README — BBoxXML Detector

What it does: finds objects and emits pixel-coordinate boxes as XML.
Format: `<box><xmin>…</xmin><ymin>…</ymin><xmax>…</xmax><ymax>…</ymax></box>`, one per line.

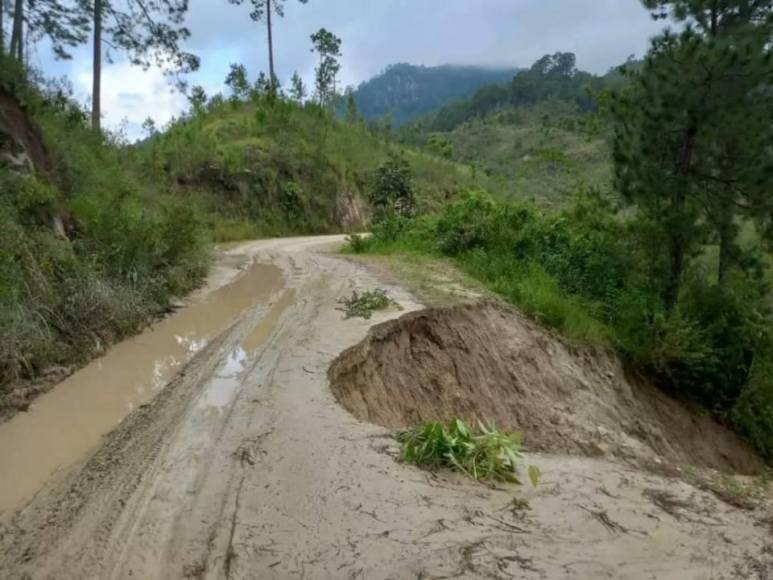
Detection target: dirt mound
<box><xmin>329</xmin><ymin>302</ymin><xmax>764</xmax><ymax>475</ymax></box>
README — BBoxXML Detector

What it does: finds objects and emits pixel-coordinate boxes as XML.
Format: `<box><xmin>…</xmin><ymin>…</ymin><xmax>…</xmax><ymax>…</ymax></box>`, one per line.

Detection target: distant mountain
<box><xmin>351</xmin><ymin>63</ymin><xmax>520</xmax><ymax>126</ymax></box>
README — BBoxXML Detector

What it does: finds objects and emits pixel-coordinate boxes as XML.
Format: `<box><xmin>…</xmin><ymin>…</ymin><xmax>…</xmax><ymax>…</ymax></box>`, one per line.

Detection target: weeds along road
<box><xmin>0</xmin><ymin>236</ymin><xmax>769</xmax><ymax>579</ymax></box>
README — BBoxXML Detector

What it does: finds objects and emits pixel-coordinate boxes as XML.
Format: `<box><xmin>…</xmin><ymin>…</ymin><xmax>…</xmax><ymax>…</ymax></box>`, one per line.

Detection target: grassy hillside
<box><xmin>0</xmin><ymin>60</ymin><xmax>208</xmax><ymax>413</ymax></box>
<box><xmin>132</xmin><ymin>93</ymin><xmax>485</xmax><ymax>241</ymax></box>
<box><xmin>350</xmin><ymin>63</ymin><xmax>520</xmax><ymax>126</ymax></box>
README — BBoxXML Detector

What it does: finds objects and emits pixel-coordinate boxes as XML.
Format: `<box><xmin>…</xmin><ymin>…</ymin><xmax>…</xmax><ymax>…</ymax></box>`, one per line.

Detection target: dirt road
<box><xmin>0</xmin><ymin>236</ymin><xmax>770</xmax><ymax>579</ymax></box>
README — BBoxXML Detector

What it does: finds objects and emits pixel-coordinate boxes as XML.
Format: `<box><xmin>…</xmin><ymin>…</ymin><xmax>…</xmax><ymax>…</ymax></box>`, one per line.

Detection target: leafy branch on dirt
<box><xmin>398</xmin><ymin>419</ymin><xmax>526</xmax><ymax>483</ymax></box>
<box><xmin>337</xmin><ymin>289</ymin><xmax>397</xmax><ymax>319</ymax></box>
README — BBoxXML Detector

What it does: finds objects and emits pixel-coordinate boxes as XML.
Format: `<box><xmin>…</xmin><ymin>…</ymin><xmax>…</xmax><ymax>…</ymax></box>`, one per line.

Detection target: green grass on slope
<box><xmin>132</xmin><ymin>97</ymin><xmax>481</xmax><ymax>241</ymax></box>
<box><xmin>0</xmin><ymin>61</ymin><xmax>209</xmax><ymax>404</ymax></box>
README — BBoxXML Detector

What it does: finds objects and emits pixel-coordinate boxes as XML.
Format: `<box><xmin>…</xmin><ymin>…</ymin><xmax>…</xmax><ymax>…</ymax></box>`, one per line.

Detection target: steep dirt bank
<box><xmin>0</xmin><ymin>237</ymin><xmax>770</xmax><ymax>579</ymax></box>
<box><xmin>329</xmin><ymin>302</ymin><xmax>764</xmax><ymax>475</ymax></box>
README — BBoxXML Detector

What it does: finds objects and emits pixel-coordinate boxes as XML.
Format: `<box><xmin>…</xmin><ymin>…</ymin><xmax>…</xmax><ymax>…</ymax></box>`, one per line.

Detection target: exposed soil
<box><xmin>0</xmin><ymin>237</ymin><xmax>770</xmax><ymax>579</ymax></box>
<box><xmin>0</xmin><ymin>89</ymin><xmax>51</xmax><ymax>173</ymax></box>
<box><xmin>329</xmin><ymin>302</ymin><xmax>764</xmax><ymax>475</ymax></box>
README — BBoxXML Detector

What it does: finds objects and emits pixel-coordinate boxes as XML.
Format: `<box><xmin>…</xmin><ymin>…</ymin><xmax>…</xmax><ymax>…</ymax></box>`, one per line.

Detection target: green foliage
<box><xmin>311</xmin><ymin>28</ymin><xmax>342</xmax><ymax>106</ymax></box>
<box><xmin>402</xmin><ymin>100</ymin><xmax>613</xmax><ymax>208</ymax></box>
<box><xmin>418</xmin><ymin>52</ymin><xmax>607</xmax><ymax>133</ymax></box>
<box><xmin>132</xmin><ymin>88</ymin><xmax>476</xmax><ymax>241</ymax></box>
<box><xmin>435</xmin><ymin>189</ymin><xmax>497</xmax><ymax>255</ymax></box>
<box><xmin>426</xmin><ymin>134</ymin><xmax>453</xmax><ymax>159</ymax></box>
<box><xmin>733</xmin><ymin>357</ymin><xmax>773</xmax><ymax>461</ymax></box>
<box><xmin>337</xmin><ymin>289</ymin><xmax>396</xmax><ymax>319</ymax></box>
<box><xmin>398</xmin><ymin>419</ymin><xmax>523</xmax><ymax>483</ymax></box>
<box><xmin>0</xmin><ymin>71</ymin><xmax>209</xmax><ymax>395</ymax></box>
<box><xmin>225</xmin><ymin>63</ymin><xmax>251</xmax><ymax>100</ymax></box>
<box><xmin>368</xmin><ymin>151</ymin><xmax>415</xmax><ymax>222</ymax></box>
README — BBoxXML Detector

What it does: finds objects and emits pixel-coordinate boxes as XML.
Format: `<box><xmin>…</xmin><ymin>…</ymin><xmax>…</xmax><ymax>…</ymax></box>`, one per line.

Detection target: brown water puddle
<box><xmin>0</xmin><ymin>261</ymin><xmax>284</xmax><ymax>515</ymax></box>
<box><xmin>197</xmin><ymin>289</ymin><xmax>296</xmax><ymax>411</ymax></box>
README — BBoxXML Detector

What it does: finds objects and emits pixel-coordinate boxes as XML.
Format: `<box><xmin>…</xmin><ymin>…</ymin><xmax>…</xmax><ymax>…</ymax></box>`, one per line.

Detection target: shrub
<box><xmin>436</xmin><ymin>190</ymin><xmax>497</xmax><ymax>255</ymax></box>
<box><xmin>734</xmin><ymin>357</ymin><xmax>773</xmax><ymax>461</ymax></box>
<box><xmin>337</xmin><ymin>289</ymin><xmax>397</xmax><ymax>319</ymax></box>
<box><xmin>398</xmin><ymin>419</ymin><xmax>523</xmax><ymax>483</ymax></box>
<box><xmin>368</xmin><ymin>151</ymin><xmax>415</xmax><ymax>222</ymax></box>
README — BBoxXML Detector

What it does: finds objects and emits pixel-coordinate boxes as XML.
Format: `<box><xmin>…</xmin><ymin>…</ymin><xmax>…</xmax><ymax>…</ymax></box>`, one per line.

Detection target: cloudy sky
<box><xmin>31</xmin><ymin>0</ymin><xmax>666</xmax><ymax>138</ymax></box>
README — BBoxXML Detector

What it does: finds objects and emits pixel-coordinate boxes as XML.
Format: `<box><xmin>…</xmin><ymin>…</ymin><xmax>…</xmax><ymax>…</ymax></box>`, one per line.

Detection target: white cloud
<box><xmin>73</xmin><ymin>61</ymin><xmax>189</xmax><ymax>138</ymax></box>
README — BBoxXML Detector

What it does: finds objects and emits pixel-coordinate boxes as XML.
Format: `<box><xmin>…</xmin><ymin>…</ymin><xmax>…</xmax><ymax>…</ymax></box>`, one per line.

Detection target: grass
<box><xmin>337</xmin><ymin>289</ymin><xmax>397</xmax><ymax>319</ymax></box>
<box><xmin>398</xmin><ymin>419</ymin><xmax>523</xmax><ymax>483</ymax></box>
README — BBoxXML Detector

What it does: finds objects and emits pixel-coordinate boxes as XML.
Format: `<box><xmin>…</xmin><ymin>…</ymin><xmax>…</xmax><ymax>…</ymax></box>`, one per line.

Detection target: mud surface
<box><xmin>0</xmin><ymin>260</ymin><xmax>283</xmax><ymax>514</ymax></box>
<box><xmin>329</xmin><ymin>303</ymin><xmax>764</xmax><ymax>475</ymax></box>
<box><xmin>0</xmin><ymin>236</ymin><xmax>770</xmax><ymax>580</ymax></box>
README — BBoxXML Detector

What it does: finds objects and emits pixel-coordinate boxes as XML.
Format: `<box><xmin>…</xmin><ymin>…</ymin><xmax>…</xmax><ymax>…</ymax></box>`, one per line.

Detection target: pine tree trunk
<box><xmin>717</xmin><ymin>198</ymin><xmax>735</xmax><ymax>287</ymax></box>
<box><xmin>667</xmin><ymin>197</ymin><xmax>685</xmax><ymax>310</ymax></box>
<box><xmin>92</xmin><ymin>0</ymin><xmax>102</xmax><ymax>132</ymax></box>
<box><xmin>666</xmin><ymin>124</ymin><xmax>697</xmax><ymax>310</ymax></box>
<box><xmin>0</xmin><ymin>0</ymin><xmax>5</xmax><ymax>57</ymax></box>
<box><xmin>10</xmin><ymin>0</ymin><xmax>23</xmax><ymax>63</ymax></box>
<box><xmin>267</xmin><ymin>0</ymin><xmax>275</xmax><ymax>87</ymax></box>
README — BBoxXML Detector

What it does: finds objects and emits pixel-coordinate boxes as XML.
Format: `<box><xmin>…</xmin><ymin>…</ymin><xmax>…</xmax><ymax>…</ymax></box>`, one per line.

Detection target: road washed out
<box><xmin>0</xmin><ymin>260</ymin><xmax>284</xmax><ymax>515</ymax></box>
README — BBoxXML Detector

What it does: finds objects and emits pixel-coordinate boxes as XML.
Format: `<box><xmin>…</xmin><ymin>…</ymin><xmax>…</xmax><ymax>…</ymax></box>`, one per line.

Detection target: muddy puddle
<box><xmin>198</xmin><ymin>289</ymin><xmax>295</xmax><ymax>411</ymax></box>
<box><xmin>0</xmin><ymin>261</ymin><xmax>284</xmax><ymax>515</ymax></box>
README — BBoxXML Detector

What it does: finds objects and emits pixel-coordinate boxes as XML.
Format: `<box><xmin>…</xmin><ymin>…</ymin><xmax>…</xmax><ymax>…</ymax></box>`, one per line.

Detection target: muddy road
<box><xmin>0</xmin><ymin>236</ymin><xmax>771</xmax><ymax>579</ymax></box>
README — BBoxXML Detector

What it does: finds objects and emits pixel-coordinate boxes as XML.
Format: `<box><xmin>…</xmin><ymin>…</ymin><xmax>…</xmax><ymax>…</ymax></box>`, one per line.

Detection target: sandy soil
<box><xmin>1</xmin><ymin>236</ymin><xmax>771</xmax><ymax>580</ymax></box>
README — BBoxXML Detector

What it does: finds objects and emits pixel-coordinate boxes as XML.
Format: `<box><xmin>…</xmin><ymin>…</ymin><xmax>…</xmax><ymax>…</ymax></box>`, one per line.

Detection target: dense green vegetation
<box><xmin>350</xmin><ymin>2</ymin><xmax>773</xmax><ymax>461</ymax></box>
<box><xmin>0</xmin><ymin>59</ymin><xmax>208</xmax><ymax>404</ymax></box>
<box><xmin>395</xmin><ymin>53</ymin><xmax>623</xmax><ymax>206</ymax></box>
<box><xmin>131</xmin><ymin>87</ymin><xmax>481</xmax><ymax>242</ymax></box>
<box><xmin>349</xmin><ymin>63</ymin><xmax>519</xmax><ymax>126</ymax></box>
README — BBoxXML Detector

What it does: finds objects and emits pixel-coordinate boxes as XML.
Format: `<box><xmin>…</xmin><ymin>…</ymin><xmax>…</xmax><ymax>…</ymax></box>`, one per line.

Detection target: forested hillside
<box><xmin>396</xmin><ymin>53</ymin><xmax>623</xmax><ymax>205</ymax></box>
<box><xmin>349</xmin><ymin>63</ymin><xmax>519</xmax><ymax>126</ymax></box>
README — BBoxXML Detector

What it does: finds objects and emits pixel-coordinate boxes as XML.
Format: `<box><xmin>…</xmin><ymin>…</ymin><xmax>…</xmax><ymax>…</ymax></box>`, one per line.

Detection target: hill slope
<box><xmin>399</xmin><ymin>53</ymin><xmax>618</xmax><ymax>205</ymax></box>
<box><xmin>134</xmin><ymin>95</ymin><xmax>486</xmax><ymax>241</ymax></box>
<box><xmin>351</xmin><ymin>63</ymin><xmax>520</xmax><ymax>126</ymax></box>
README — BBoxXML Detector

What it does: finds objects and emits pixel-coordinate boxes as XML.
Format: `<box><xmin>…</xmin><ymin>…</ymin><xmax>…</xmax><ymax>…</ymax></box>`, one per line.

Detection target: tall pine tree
<box><xmin>227</xmin><ymin>0</ymin><xmax>308</xmax><ymax>87</ymax></box>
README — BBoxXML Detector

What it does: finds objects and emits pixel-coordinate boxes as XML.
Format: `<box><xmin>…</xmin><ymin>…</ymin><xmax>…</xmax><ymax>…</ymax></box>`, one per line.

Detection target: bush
<box><xmin>368</xmin><ymin>151</ymin><xmax>415</xmax><ymax>222</ymax></box>
<box><xmin>398</xmin><ymin>419</ymin><xmax>523</xmax><ymax>483</ymax></box>
<box><xmin>436</xmin><ymin>190</ymin><xmax>498</xmax><ymax>255</ymax></box>
<box><xmin>734</xmin><ymin>358</ymin><xmax>773</xmax><ymax>461</ymax></box>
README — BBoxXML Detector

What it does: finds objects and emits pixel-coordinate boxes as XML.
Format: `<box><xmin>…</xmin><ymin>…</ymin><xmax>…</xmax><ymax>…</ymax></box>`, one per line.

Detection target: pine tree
<box><xmin>84</xmin><ymin>0</ymin><xmax>199</xmax><ymax>131</ymax></box>
<box><xmin>289</xmin><ymin>71</ymin><xmax>306</xmax><ymax>103</ymax></box>
<box><xmin>611</xmin><ymin>1</ymin><xmax>773</xmax><ymax>305</ymax></box>
<box><xmin>227</xmin><ymin>0</ymin><xmax>308</xmax><ymax>87</ymax></box>
<box><xmin>7</xmin><ymin>0</ymin><xmax>87</xmax><ymax>64</ymax></box>
<box><xmin>310</xmin><ymin>28</ymin><xmax>341</xmax><ymax>107</ymax></box>
<box><xmin>225</xmin><ymin>63</ymin><xmax>251</xmax><ymax>100</ymax></box>
<box><xmin>345</xmin><ymin>87</ymin><xmax>358</xmax><ymax>123</ymax></box>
